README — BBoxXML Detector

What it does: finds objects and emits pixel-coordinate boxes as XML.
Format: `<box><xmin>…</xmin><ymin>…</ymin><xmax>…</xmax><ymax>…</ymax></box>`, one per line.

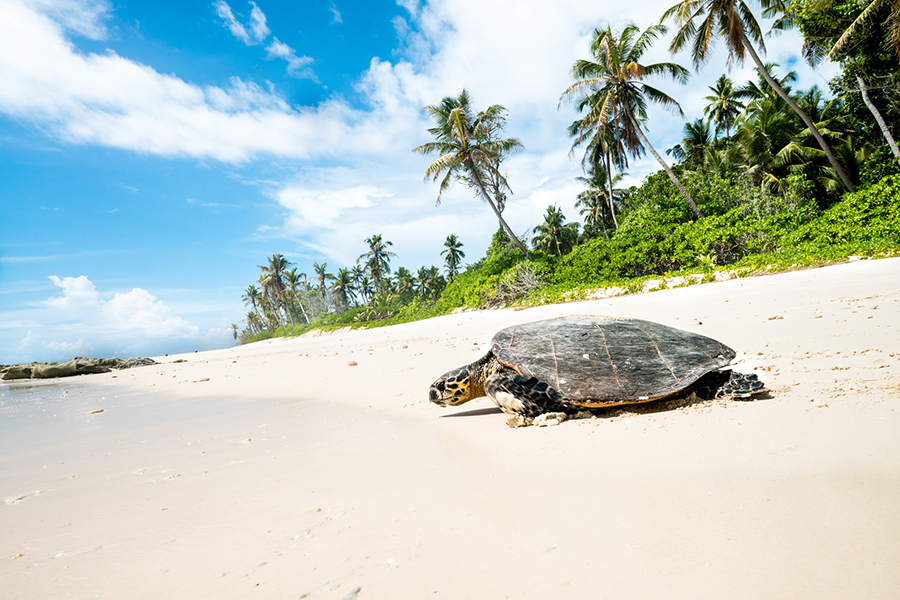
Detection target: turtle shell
<box><xmin>490</xmin><ymin>315</ymin><xmax>736</xmax><ymax>407</ymax></box>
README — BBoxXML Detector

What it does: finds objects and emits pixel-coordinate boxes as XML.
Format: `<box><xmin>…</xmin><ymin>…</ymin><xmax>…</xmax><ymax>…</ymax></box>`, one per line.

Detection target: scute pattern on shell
<box><xmin>490</xmin><ymin>315</ymin><xmax>736</xmax><ymax>407</ymax></box>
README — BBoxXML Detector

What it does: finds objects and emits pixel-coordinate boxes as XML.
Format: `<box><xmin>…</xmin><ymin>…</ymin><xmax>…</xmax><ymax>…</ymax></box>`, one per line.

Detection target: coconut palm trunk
<box><xmin>855</xmin><ymin>73</ymin><xmax>900</xmax><ymax>161</ymax></box>
<box><xmin>741</xmin><ymin>35</ymin><xmax>856</xmax><ymax>192</ymax></box>
<box><xmin>465</xmin><ymin>156</ymin><xmax>532</xmax><ymax>258</ymax></box>
<box><xmin>605</xmin><ymin>149</ymin><xmax>619</xmax><ymax>228</ymax></box>
<box><xmin>625</xmin><ymin>107</ymin><xmax>703</xmax><ymax>219</ymax></box>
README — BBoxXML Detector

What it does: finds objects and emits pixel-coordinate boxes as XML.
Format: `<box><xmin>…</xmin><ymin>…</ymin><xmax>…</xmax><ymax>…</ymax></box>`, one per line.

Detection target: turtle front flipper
<box><xmin>484</xmin><ymin>373</ymin><xmax>575</xmax><ymax>420</ymax></box>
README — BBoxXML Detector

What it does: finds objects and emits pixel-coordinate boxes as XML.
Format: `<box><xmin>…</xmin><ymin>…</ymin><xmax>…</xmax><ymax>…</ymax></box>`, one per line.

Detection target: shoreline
<box><xmin>2</xmin><ymin>256</ymin><xmax>899</xmax><ymax>599</ymax></box>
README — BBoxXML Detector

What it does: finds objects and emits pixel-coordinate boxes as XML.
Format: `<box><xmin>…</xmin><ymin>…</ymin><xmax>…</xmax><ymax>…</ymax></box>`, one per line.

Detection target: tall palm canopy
<box><xmin>662</xmin><ymin>0</ymin><xmax>857</xmax><ymax>192</ymax></box>
<box><xmin>703</xmin><ymin>75</ymin><xmax>745</xmax><ymax>137</ymax></box>
<box><xmin>358</xmin><ymin>234</ymin><xmax>396</xmax><ymax>289</ymax></box>
<box><xmin>441</xmin><ymin>234</ymin><xmax>466</xmax><ymax>278</ymax></box>
<box><xmin>560</xmin><ymin>23</ymin><xmax>704</xmax><ymax>219</ymax></box>
<box><xmin>413</xmin><ymin>89</ymin><xmax>531</xmax><ymax>258</ymax></box>
<box><xmin>532</xmin><ymin>205</ymin><xmax>580</xmax><ymax>257</ymax></box>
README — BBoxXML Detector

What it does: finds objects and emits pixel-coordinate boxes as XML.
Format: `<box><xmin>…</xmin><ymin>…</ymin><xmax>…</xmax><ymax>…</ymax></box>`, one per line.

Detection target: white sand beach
<box><xmin>2</xmin><ymin>257</ymin><xmax>899</xmax><ymax>599</ymax></box>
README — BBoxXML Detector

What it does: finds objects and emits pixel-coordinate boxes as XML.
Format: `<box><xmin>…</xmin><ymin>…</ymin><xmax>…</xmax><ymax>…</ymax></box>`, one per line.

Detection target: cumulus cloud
<box><xmin>1</xmin><ymin>275</ymin><xmax>231</xmax><ymax>363</ymax></box>
<box><xmin>45</xmin><ymin>275</ymin><xmax>198</xmax><ymax>337</ymax></box>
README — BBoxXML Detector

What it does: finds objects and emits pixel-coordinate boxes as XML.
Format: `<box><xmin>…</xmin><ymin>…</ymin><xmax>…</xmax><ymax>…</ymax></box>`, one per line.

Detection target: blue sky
<box><xmin>0</xmin><ymin>0</ymin><xmax>838</xmax><ymax>363</ymax></box>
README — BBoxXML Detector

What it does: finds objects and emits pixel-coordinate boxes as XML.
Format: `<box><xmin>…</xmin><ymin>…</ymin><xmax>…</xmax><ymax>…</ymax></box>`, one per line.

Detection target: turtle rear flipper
<box><xmin>484</xmin><ymin>373</ymin><xmax>575</xmax><ymax>418</ymax></box>
<box><xmin>716</xmin><ymin>371</ymin><xmax>765</xmax><ymax>399</ymax></box>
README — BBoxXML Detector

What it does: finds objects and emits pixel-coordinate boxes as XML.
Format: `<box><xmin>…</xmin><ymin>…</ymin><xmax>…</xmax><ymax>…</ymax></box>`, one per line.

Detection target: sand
<box><xmin>2</xmin><ymin>257</ymin><xmax>899</xmax><ymax>599</ymax></box>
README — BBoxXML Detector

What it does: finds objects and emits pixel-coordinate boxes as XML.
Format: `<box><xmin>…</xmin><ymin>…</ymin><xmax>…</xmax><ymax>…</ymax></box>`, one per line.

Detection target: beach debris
<box><xmin>430</xmin><ymin>315</ymin><xmax>766</xmax><ymax>428</ymax></box>
<box><xmin>341</xmin><ymin>587</ymin><xmax>362</xmax><ymax>600</ymax></box>
<box><xmin>0</xmin><ymin>357</ymin><xmax>157</xmax><ymax>381</ymax></box>
<box><xmin>347</xmin><ymin>360</ymin><xmax>358</xmax><ymax>367</ymax></box>
<box><xmin>4</xmin><ymin>490</ymin><xmax>45</xmax><ymax>505</ymax></box>
<box><xmin>86</xmin><ymin>409</ymin><xmax>104</xmax><ymax>415</ymax></box>
<box><xmin>193</xmin><ymin>378</ymin><xmax>210</xmax><ymax>383</ymax></box>
<box><xmin>767</xmin><ymin>315</ymin><xmax>784</xmax><ymax>320</ymax></box>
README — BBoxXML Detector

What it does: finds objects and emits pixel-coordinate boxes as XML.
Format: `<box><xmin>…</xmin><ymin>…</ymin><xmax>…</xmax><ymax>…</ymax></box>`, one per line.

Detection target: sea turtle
<box><xmin>429</xmin><ymin>315</ymin><xmax>764</xmax><ymax>425</ymax></box>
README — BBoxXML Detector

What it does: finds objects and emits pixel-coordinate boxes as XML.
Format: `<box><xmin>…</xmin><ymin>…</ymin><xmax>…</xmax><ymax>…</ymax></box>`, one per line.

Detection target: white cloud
<box><xmin>0</xmin><ymin>0</ymin><xmax>842</xmax><ymax>286</ymax></box>
<box><xmin>329</xmin><ymin>5</ymin><xmax>342</xmax><ymax>24</ymax></box>
<box><xmin>45</xmin><ymin>275</ymin><xmax>198</xmax><ymax>337</ymax></box>
<box><xmin>213</xmin><ymin>0</ymin><xmax>251</xmax><ymax>45</ymax></box>
<box><xmin>1</xmin><ymin>275</ymin><xmax>233</xmax><ymax>363</ymax></box>
<box><xmin>24</xmin><ymin>0</ymin><xmax>111</xmax><ymax>39</ymax></box>
<box><xmin>248</xmin><ymin>1</ymin><xmax>270</xmax><ymax>41</ymax></box>
<box><xmin>213</xmin><ymin>0</ymin><xmax>269</xmax><ymax>45</ymax></box>
<box><xmin>265</xmin><ymin>38</ymin><xmax>315</xmax><ymax>79</ymax></box>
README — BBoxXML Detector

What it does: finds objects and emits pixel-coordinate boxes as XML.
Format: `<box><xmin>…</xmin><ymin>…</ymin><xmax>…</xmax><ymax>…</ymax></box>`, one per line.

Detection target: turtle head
<box><xmin>429</xmin><ymin>365</ymin><xmax>480</xmax><ymax>407</ymax></box>
<box><xmin>429</xmin><ymin>352</ymin><xmax>496</xmax><ymax>407</ymax></box>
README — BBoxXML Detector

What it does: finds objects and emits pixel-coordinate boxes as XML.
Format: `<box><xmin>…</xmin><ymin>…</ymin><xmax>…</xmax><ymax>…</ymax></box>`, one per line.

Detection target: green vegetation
<box><xmin>237</xmin><ymin>2</ymin><xmax>900</xmax><ymax>343</ymax></box>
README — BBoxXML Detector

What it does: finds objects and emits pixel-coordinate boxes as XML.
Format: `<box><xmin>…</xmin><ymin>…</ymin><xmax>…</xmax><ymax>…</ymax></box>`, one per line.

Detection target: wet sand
<box><xmin>2</xmin><ymin>257</ymin><xmax>899</xmax><ymax>599</ymax></box>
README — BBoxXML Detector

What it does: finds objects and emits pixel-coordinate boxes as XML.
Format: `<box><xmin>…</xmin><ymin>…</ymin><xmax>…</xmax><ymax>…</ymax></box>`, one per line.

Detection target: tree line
<box><xmin>235</xmin><ymin>0</ymin><xmax>899</xmax><ymax>340</ymax></box>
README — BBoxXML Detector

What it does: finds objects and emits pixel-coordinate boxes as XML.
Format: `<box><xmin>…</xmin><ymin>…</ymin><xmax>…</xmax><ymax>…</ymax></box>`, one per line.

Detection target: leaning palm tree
<box><xmin>560</xmin><ymin>23</ymin><xmax>703</xmax><ymax>219</ymax></box>
<box><xmin>413</xmin><ymin>90</ymin><xmax>531</xmax><ymax>259</ymax></box>
<box><xmin>662</xmin><ymin>0</ymin><xmax>856</xmax><ymax>192</ymax></box>
<box><xmin>532</xmin><ymin>205</ymin><xmax>580</xmax><ymax>257</ymax></box>
<box><xmin>703</xmin><ymin>75</ymin><xmax>745</xmax><ymax>138</ymax></box>
<box><xmin>441</xmin><ymin>234</ymin><xmax>466</xmax><ymax>279</ymax></box>
<box><xmin>826</xmin><ymin>0</ymin><xmax>900</xmax><ymax>59</ymax></box>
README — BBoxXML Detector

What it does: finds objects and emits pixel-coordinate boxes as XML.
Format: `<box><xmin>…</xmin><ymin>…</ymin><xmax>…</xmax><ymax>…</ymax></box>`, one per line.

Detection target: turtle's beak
<box><xmin>429</xmin><ymin>381</ymin><xmax>449</xmax><ymax>406</ymax></box>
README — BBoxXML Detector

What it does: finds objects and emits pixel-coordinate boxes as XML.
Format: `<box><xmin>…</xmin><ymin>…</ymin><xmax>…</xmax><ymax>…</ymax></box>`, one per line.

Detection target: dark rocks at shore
<box><xmin>0</xmin><ymin>357</ymin><xmax>158</xmax><ymax>381</ymax></box>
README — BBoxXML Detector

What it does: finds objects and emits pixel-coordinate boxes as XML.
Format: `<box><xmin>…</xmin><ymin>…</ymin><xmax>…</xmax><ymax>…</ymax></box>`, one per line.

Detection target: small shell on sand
<box><xmin>347</xmin><ymin>360</ymin><xmax>358</xmax><ymax>367</ymax></box>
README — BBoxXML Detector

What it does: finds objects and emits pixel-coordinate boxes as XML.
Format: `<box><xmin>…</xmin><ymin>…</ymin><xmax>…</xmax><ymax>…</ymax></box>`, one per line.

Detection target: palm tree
<box><xmin>575</xmin><ymin>162</ymin><xmax>626</xmax><ymax>237</ymax></box>
<box><xmin>532</xmin><ymin>205</ymin><xmax>580</xmax><ymax>257</ymax></box>
<box><xmin>565</xmin><ymin>80</ymin><xmax>630</xmax><ymax>225</ymax></box>
<box><xmin>703</xmin><ymin>75</ymin><xmax>744</xmax><ymax>138</ymax></box>
<box><xmin>258</xmin><ymin>253</ymin><xmax>294</xmax><ymax>327</ymax></box>
<box><xmin>243</xmin><ymin>311</ymin><xmax>262</xmax><ymax>336</ymax></box>
<box><xmin>827</xmin><ymin>0</ymin><xmax>900</xmax><ymax>60</ymax></box>
<box><xmin>358</xmin><ymin>274</ymin><xmax>375</xmax><ymax>304</ymax></box>
<box><xmin>330</xmin><ymin>268</ymin><xmax>356</xmax><ymax>312</ymax></box>
<box><xmin>415</xmin><ymin>266</ymin><xmax>445</xmax><ymax>300</ymax></box>
<box><xmin>312</xmin><ymin>261</ymin><xmax>335</xmax><ymax>303</ymax></box>
<box><xmin>441</xmin><ymin>234</ymin><xmax>466</xmax><ymax>279</ymax></box>
<box><xmin>662</xmin><ymin>0</ymin><xmax>856</xmax><ymax>192</ymax></box>
<box><xmin>230</xmin><ymin>323</ymin><xmax>239</xmax><ymax>341</ymax></box>
<box><xmin>393</xmin><ymin>267</ymin><xmax>416</xmax><ymax>302</ymax></box>
<box><xmin>413</xmin><ymin>90</ymin><xmax>531</xmax><ymax>258</ymax></box>
<box><xmin>667</xmin><ymin>118</ymin><xmax>714</xmax><ymax>171</ymax></box>
<box><xmin>241</xmin><ymin>284</ymin><xmax>262</xmax><ymax>321</ymax></box>
<box><xmin>358</xmin><ymin>234</ymin><xmax>396</xmax><ymax>291</ymax></box>
<box><xmin>560</xmin><ymin>24</ymin><xmax>703</xmax><ymax>219</ymax></box>
<box><xmin>285</xmin><ymin>268</ymin><xmax>310</xmax><ymax>324</ymax></box>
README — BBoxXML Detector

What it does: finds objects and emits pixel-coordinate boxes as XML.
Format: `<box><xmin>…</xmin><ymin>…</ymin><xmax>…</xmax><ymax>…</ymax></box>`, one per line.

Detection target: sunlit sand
<box><xmin>2</xmin><ymin>257</ymin><xmax>899</xmax><ymax>599</ymax></box>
